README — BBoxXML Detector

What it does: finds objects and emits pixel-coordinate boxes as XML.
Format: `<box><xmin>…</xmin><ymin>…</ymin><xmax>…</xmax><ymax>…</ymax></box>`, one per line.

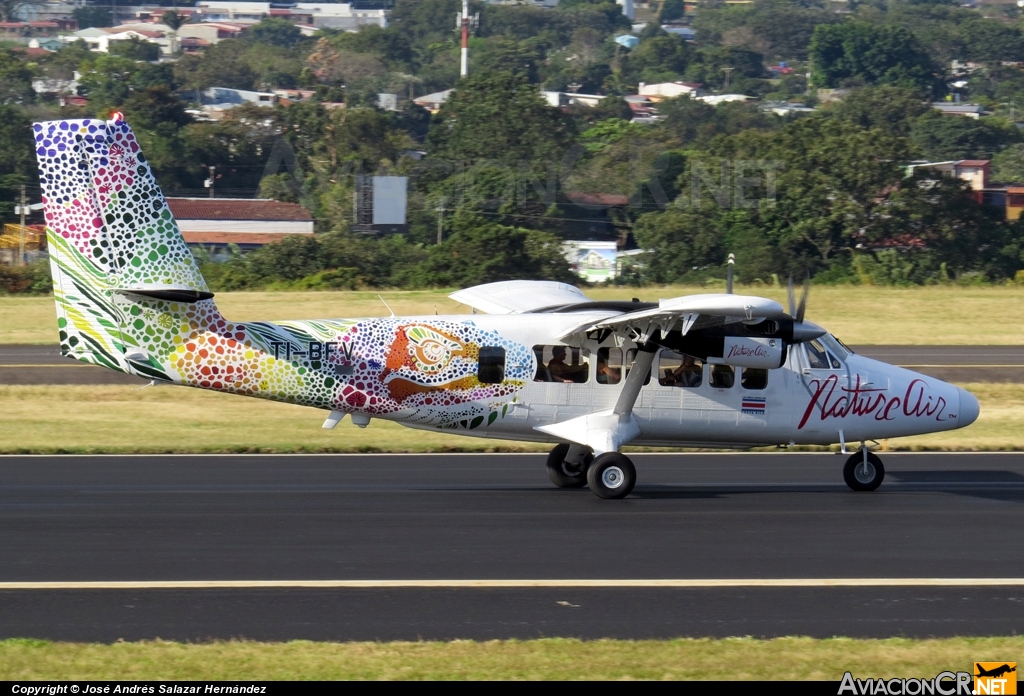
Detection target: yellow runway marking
<box><xmin>2</xmin><ymin>578</ymin><xmax>1024</xmax><ymax>590</ymax></box>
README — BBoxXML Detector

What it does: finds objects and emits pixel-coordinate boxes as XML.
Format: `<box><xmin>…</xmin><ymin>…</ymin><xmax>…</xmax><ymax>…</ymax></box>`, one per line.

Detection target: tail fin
<box><xmin>35</xmin><ymin>115</ymin><xmax>213</xmax><ymax>377</ymax></box>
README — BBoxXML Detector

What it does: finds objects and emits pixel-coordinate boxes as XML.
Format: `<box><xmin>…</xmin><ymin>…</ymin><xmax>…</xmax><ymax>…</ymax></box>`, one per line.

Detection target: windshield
<box><xmin>820</xmin><ymin>333</ymin><xmax>852</xmax><ymax>360</ymax></box>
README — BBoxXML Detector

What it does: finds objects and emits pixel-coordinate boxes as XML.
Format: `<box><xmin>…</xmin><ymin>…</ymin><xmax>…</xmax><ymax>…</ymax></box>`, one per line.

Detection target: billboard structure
<box><xmin>353</xmin><ymin>175</ymin><xmax>408</xmax><ymax>234</ymax></box>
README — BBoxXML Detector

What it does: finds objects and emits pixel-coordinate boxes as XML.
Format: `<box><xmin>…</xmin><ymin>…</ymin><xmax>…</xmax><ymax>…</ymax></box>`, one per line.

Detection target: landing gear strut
<box><xmin>587</xmin><ymin>452</ymin><xmax>636</xmax><ymax>499</ymax></box>
<box><xmin>546</xmin><ymin>443</ymin><xmax>592</xmax><ymax>488</ymax></box>
<box><xmin>843</xmin><ymin>448</ymin><xmax>885</xmax><ymax>491</ymax></box>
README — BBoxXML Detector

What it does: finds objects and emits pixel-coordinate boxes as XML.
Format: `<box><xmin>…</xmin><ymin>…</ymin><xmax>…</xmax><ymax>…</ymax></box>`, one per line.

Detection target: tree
<box><xmin>960</xmin><ymin>18</ymin><xmax>1024</xmax><ymax>64</ymax></box>
<box><xmin>660</xmin><ymin>0</ymin><xmax>684</xmax><ymax>22</ymax></box>
<box><xmin>161</xmin><ymin>10</ymin><xmax>186</xmax><ymax>31</ymax></box>
<box><xmin>427</xmin><ymin>70</ymin><xmax>577</xmax><ymax>167</ymax></box>
<box><xmin>808</xmin><ymin>22</ymin><xmax>936</xmax><ymax>91</ymax></box>
<box><xmin>109</xmin><ymin>36</ymin><xmax>160</xmax><ymax>62</ymax></box>
<box><xmin>72</xmin><ymin>6</ymin><xmax>111</xmax><ymax>29</ymax></box>
<box><xmin>307</xmin><ymin>38</ymin><xmax>386</xmax><ymax>85</ymax></box>
<box><xmin>0</xmin><ymin>104</ymin><xmax>36</xmax><ymax>220</ymax></box>
<box><xmin>621</xmin><ymin>31</ymin><xmax>693</xmax><ymax>84</ymax></box>
<box><xmin>249</xmin><ymin>18</ymin><xmax>303</xmax><ymax>49</ymax></box>
<box><xmin>0</xmin><ymin>49</ymin><xmax>34</xmax><ymax>104</ymax></box>
<box><xmin>828</xmin><ymin>85</ymin><xmax>929</xmax><ymax>137</ymax></box>
<box><xmin>910</xmin><ymin>111</ymin><xmax>1015</xmax><ymax>160</ymax></box>
<box><xmin>77</xmin><ymin>55</ymin><xmax>140</xmax><ymax>108</ymax></box>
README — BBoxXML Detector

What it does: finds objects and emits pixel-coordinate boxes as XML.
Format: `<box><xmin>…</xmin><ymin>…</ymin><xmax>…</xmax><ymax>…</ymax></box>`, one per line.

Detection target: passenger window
<box><xmin>709</xmin><ymin>364</ymin><xmax>735</xmax><ymax>389</ymax></box>
<box><xmin>478</xmin><ymin>346</ymin><xmax>505</xmax><ymax>384</ymax></box>
<box><xmin>596</xmin><ymin>347</ymin><xmax>623</xmax><ymax>385</ymax></box>
<box><xmin>741</xmin><ymin>367</ymin><xmax>768</xmax><ymax>390</ymax></box>
<box><xmin>533</xmin><ymin>345</ymin><xmax>589</xmax><ymax>383</ymax></box>
<box><xmin>658</xmin><ymin>349</ymin><xmax>703</xmax><ymax>388</ymax></box>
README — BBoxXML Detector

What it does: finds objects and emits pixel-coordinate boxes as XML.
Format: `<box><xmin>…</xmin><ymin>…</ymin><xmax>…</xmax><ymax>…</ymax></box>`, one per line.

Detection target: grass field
<box><xmin>4</xmin><ymin>284</ymin><xmax>1023</xmax><ymax>345</ymax></box>
<box><xmin>1</xmin><ymin>636</ymin><xmax>1019</xmax><ymax>680</ymax></box>
<box><xmin>0</xmin><ymin>382</ymin><xmax>1014</xmax><ymax>453</ymax></box>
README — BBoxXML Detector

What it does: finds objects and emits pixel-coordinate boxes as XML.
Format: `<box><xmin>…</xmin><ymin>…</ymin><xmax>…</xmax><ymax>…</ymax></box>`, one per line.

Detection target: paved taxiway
<box><xmin>1</xmin><ymin>344</ymin><xmax>1021</xmax><ymax>384</ymax></box>
<box><xmin>2</xmin><ymin>452</ymin><xmax>1023</xmax><ymax>641</ymax></box>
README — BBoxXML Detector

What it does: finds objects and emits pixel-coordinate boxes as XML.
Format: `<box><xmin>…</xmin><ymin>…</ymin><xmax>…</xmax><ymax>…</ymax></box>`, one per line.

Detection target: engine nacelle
<box><xmin>718</xmin><ymin>337</ymin><xmax>786</xmax><ymax>369</ymax></box>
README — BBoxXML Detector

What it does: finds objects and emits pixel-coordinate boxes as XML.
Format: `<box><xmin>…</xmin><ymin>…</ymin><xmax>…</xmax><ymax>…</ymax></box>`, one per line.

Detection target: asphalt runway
<box><xmin>2</xmin><ymin>452</ymin><xmax>1024</xmax><ymax>641</ymax></box>
<box><xmin>1</xmin><ymin>344</ymin><xmax>1020</xmax><ymax>385</ymax></box>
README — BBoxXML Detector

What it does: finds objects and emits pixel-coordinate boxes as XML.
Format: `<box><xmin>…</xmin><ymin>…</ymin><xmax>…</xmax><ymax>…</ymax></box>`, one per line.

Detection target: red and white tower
<box><xmin>459</xmin><ymin>0</ymin><xmax>469</xmax><ymax>78</ymax></box>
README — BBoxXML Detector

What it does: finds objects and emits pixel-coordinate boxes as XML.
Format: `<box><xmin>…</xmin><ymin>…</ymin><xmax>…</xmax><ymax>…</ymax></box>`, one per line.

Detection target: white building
<box><xmin>194</xmin><ymin>2</ymin><xmax>387</xmax><ymax>31</ymax></box>
<box><xmin>637</xmin><ymin>81</ymin><xmax>704</xmax><ymax>101</ymax></box>
<box><xmin>61</xmin><ymin>25</ymin><xmax>178</xmax><ymax>56</ymax></box>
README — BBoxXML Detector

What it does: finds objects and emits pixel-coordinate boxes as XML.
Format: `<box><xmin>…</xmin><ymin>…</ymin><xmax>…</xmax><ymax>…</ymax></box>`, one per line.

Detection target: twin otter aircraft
<box><xmin>36</xmin><ymin>116</ymin><xmax>980</xmax><ymax>498</ymax></box>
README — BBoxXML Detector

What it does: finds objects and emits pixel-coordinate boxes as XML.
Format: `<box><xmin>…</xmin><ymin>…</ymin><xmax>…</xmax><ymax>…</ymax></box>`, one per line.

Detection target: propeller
<box><xmin>726</xmin><ymin>254</ymin><xmax>735</xmax><ymax>295</ymax></box>
<box><xmin>787</xmin><ymin>273</ymin><xmax>824</xmax><ymax>342</ymax></box>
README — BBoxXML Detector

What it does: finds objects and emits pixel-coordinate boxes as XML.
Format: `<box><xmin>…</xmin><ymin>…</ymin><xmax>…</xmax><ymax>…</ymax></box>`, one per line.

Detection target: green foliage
<box><xmin>72</xmin><ymin>6</ymin><xmax>111</xmax><ymax>29</ymax></box>
<box><xmin>0</xmin><ymin>50</ymin><xmax>33</xmax><ymax>104</ymax></box>
<box><xmin>659</xmin><ymin>0</ymin><xmax>684</xmax><ymax>22</ymax></box>
<box><xmin>109</xmin><ymin>37</ymin><xmax>160</xmax><ymax>63</ymax></box>
<box><xmin>248</xmin><ymin>18</ymin><xmax>304</xmax><ymax>49</ymax></box>
<box><xmin>692</xmin><ymin>0</ymin><xmax>839</xmax><ymax>62</ymax></box>
<box><xmin>991</xmin><ymin>143</ymin><xmax>1024</xmax><ymax>184</ymax></box>
<box><xmin>909</xmin><ymin>111</ymin><xmax>1016</xmax><ymax>160</ymax></box>
<box><xmin>809</xmin><ymin>22</ymin><xmax>936</xmax><ymax>90</ymax></box>
<box><xmin>827</xmin><ymin>85</ymin><xmax>929</xmax><ymax>137</ymax></box>
<box><xmin>161</xmin><ymin>10</ymin><xmax>186</xmax><ymax>31</ymax></box>
<box><xmin>427</xmin><ymin>70</ymin><xmax>577</xmax><ymax>167</ymax></box>
<box><xmin>0</xmin><ymin>259</ymin><xmax>50</xmax><ymax>295</ymax></box>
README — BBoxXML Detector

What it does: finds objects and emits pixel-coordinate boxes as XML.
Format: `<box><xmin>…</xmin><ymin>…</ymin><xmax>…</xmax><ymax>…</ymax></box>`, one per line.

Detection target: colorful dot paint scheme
<box><xmin>36</xmin><ymin>117</ymin><xmax>531</xmax><ymax>430</ymax></box>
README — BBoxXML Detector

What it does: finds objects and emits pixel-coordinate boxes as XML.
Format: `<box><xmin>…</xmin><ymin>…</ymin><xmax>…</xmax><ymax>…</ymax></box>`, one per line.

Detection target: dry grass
<box><xmin>1</xmin><ymin>636</ymin><xmax>1020</xmax><ymax>680</ymax></box>
<box><xmin>0</xmin><ymin>383</ymin><xmax>1012</xmax><ymax>453</ymax></box>
<box><xmin>5</xmin><ymin>285</ymin><xmax>1024</xmax><ymax>345</ymax></box>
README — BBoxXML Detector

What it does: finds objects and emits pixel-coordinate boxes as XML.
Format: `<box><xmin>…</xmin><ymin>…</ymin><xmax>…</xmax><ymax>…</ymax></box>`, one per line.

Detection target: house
<box><xmin>932</xmin><ymin>102</ymin><xmax>985</xmax><ymax>119</ymax></box>
<box><xmin>169</xmin><ymin>198</ymin><xmax>314</xmax><ymax>253</ymax></box>
<box><xmin>697</xmin><ymin>94</ymin><xmax>753</xmax><ymax>106</ymax></box>
<box><xmin>194</xmin><ymin>2</ymin><xmax>388</xmax><ymax>31</ymax></box>
<box><xmin>61</xmin><ymin>25</ymin><xmax>179</xmax><ymax>56</ymax></box>
<box><xmin>624</xmin><ymin>94</ymin><xmax>658</xmax><ymax>122</ymax></box>
<box><xmin>413</xmin><ymin>89</ymin><xmax>452</xmax><ymax>114</ymax></box>
<box><xmin>177</xmin><ymin>22</ymin><xmax>249</xmax><ymax>45</ymax></box>
<box><xmin>637</xmin><ymin>81</ymin><xmax>704</xmax><ymax>101</ymax></box>
<box><xmin>906</xmin><ymin>159</ymin><xmax>990</xmax><ymax>200</ymax></box>
<box><xmin>201</xmin><ymin>87</ymin><xmax>277</xmax><ymax>108</ymax></box>
<box><xmin>542</xmin><ymin>91</ymin><xmax>606</xmax><ymax>108</ymax></box>
<box><xmin>0</xmin><ymin>21</ymin><xmax>71</xmax><ymax>38</ymax></box>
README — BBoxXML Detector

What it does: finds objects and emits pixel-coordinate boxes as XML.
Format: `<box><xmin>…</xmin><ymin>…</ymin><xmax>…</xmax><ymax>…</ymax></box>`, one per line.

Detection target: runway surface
<box><xmin>1</xmin><ymin>344</ymin><xmax>1020</xmax><ymax>384</ymax></box>
<box><xmin>2</xmin><ymin>452</ymin><xmax>1024</xmax><ymax>641</ymax></box>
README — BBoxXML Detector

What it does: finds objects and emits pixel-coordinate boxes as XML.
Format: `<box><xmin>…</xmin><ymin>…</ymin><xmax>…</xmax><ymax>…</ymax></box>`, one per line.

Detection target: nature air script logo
<box><xmin>975</xmin><ymin>663</ymin><xmax>1017</xmax><ymax>695</ymax></box>
<box><xmin>800</xmin><ymin>375</ymin><xmax>954</xmax><ymax>430</ymax></box>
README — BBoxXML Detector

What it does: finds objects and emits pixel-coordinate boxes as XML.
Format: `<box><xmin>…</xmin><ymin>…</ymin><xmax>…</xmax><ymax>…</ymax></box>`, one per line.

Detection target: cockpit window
<box><xmin>825</xmin><ymin>334</ymin><xmax>854</xmax><ymax>358</ymax></box>
<box><xmin>807</xmin><ymin>339</ymin><xmax>842</xmax><ymax>370</ymax></box>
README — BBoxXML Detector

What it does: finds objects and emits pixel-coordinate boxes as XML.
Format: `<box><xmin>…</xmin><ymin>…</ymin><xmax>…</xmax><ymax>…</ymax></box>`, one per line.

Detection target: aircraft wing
<box><xmin>556</xmin><ymin>293</ymin><xmax>786</xmax><ymax>344</ymax></box>
<box><xmin>449</xmin><ymin>280</ymin><xmax>591</xmax><ymax>315</ymax></box>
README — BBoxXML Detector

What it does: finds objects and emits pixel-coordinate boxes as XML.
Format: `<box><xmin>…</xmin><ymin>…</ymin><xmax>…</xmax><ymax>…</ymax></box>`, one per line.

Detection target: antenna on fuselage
<box><xmin>378</xmin><ymin>294</ymin><xmax>396</xmax><ymax>317</ymax></box>
<box><xmin>726</xmin><ymin>253</ymin><xmax>735</xmax><ymax>294</ymax></box>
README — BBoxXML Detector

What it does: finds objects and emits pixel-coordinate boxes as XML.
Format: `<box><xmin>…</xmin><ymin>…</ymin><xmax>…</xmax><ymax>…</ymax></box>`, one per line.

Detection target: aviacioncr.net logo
<box><xmin>839</xmin><ymin>671</ymin><xmax>973</xmax><ymax>695</ymax></box>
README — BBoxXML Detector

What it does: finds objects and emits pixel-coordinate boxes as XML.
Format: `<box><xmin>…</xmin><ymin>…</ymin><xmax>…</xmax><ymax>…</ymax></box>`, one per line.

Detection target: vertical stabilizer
<box><xmin>35</xmin><ymin>115</ymin><xmax>211</xmax><ymax>374</ymax></box>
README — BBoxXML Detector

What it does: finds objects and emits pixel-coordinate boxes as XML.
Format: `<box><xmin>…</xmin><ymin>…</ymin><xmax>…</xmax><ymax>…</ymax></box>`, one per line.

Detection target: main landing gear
<box><xmin>843</xmin><ymin>448</ymin><xmax>885</xmax><ymax>491</ymax></box>
<box><xmin>546</xmin><ymin>444</ymin><xmax>636</xmax><ymax>499</ymax></box>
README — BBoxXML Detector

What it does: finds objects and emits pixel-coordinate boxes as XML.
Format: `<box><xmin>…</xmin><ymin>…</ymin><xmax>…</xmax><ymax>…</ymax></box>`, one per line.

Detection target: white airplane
<box><xmin>34</xmin><ymin>116</ymin><xmax>981</xmax><ymax>499</ymax></box>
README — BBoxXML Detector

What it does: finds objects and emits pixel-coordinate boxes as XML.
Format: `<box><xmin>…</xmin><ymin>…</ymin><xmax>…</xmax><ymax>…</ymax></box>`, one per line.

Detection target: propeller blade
<box><xmin>787</xmin><ymin>274</ymin><xmax>796</xmax><ymax>317</ymax></box>
<box><xmin>796</xmin><ymin>275</ymin><xmax>809</xmax><ymax>323</ymax></box>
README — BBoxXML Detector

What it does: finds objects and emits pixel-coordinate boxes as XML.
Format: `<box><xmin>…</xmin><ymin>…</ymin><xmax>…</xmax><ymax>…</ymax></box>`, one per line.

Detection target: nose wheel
<box><xmin>843</xmin><ymin>451</ymin><xmax>885</xmax><ymax>491</ymax></box>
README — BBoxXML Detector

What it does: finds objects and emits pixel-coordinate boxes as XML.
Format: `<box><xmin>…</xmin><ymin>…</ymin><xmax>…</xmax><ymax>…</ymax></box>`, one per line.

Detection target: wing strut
<box><xmin>534</xmin><ymin>344</ymin><xmax>657</xmax><ymax>455</ymax></box>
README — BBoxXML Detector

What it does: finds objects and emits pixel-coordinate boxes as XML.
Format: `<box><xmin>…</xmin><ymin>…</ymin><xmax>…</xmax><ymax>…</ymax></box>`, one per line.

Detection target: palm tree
<box><xmin>161</xmin><ymin>9</ymin><xmax>186</xmax><ymax>30</ymax></box>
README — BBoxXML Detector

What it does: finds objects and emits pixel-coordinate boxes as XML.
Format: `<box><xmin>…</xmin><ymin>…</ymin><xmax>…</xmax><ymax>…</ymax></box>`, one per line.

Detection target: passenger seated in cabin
<box><xmin>596</xmin><ymin>353</ymin><xmax>622</xmax><ymax>385</ymax></box>
<box><xmin>548</xmin><ymin>346</ymin><xmax>577</xmax><ymax>383</ymax></box>
<box><xmin>660</xmin><ymin>352</ymin><xmax>703</xmax><ymax>388</ymax></box>
<box><xmin>709</xmin><ymin>363</ymin><xmax>735</xmax><ymax>389</ymax></box>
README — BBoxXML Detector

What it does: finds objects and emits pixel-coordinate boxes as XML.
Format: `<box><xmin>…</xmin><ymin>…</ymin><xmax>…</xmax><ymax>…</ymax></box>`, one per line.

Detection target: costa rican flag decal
<box><xmin>742</xmin><ymin>396</ymin><xmax>766</xmax><ymax>415</ymax></box>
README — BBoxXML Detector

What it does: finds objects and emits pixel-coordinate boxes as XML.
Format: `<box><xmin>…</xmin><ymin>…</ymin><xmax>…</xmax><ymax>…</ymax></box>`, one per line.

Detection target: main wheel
<box><xmin>843</xmin><ymin>451</ymin><xmax>885</xmax><ymax>491</ymax></box>
<box><xmin>546</xmin><ymin>443</ymin><xmax>592</xmax><ymax>488</ymax></box>
<box><xmin>586</xmin><ymin>452</ymin><xmax>636</xmax><ymax>499</ymax></box>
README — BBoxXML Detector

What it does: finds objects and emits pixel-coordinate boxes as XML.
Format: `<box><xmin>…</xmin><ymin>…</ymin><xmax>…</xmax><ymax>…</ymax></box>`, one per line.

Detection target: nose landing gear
<box><xmin>843</xmin><ymin>449</ymin><xmax>885</xmax><ymax>491</ymax></box>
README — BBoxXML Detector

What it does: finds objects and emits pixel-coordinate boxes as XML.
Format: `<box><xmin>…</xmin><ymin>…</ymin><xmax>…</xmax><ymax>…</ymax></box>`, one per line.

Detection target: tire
<box><xmin>843</xmin><ymin>451</ymin><xmax>885</xmax><ymax>491</ymax></box>
<box><xmin>586</xmin><ymin>452</ymin><xmax>636</xmax><ymax>499</ymax></box>
<box><xmin>546</xmin><ymin>443</ymin><xmax>592</xmax><ymax>488</ymax></box>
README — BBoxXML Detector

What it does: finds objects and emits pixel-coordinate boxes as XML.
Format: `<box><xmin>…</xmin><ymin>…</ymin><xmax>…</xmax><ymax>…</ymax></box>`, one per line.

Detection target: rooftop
<box><xmin>167</xmin><ymin>198</ymin><xmax>312</xmax><ymax>222</ymax></box>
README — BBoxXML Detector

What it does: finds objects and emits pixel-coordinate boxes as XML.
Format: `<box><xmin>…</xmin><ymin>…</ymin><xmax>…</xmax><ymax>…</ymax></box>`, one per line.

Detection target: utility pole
<box><xmin>206</xmin><ymin>165</ymin><xmax>215</xmax><ymax>198</ymax></box>
<box><xmin>436</xmin><ymin>197</ymin><xmax>446</xmax><ymax>244</ymax></box>
<box><xmin>459</xmin><ymin>0</ymin><xmax>469</xmax><ymax>78</ymax></box>
<box><xmin>722</xmin><ymin>67</ymin><xmax>734</xmax><ymax>90</ymax></box>
<box><xmin>18</xmin><ymin>184</ymin><xmax>26</xmax><ymax>266</ymax></box>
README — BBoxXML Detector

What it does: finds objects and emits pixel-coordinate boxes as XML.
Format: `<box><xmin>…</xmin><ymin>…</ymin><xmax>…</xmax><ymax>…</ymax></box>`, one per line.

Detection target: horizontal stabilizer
<box><xmin>114</xmin><ymin>287</ymin><xmax>215</xmax><ymax>303</ymax></box>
